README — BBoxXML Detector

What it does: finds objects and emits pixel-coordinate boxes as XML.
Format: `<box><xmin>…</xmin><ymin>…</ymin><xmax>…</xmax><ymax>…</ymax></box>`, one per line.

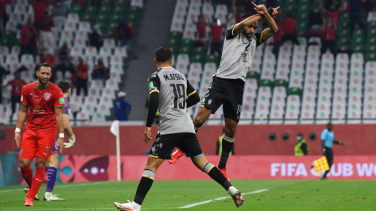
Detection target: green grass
<box><xmin>1</xmin><ymin>180</ymin><xmax>376</xmax><ymax>210</ymax></box>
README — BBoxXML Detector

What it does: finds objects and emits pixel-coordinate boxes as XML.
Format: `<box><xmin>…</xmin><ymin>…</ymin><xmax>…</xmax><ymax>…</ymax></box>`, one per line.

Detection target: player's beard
<box><xmin>38</xmin><ymin>77</ymin><xmax>49</xmax><ymax>86</ymax></box>
<box><xmin>242</xmin><ymin>30</ymin><xmax>253</xmax><ymax>38</ymax></box>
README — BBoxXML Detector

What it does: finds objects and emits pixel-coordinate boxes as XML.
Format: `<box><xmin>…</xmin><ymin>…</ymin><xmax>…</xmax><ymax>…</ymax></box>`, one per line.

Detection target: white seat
<box><xmin>5</xmin><ymin>20</ymin><xmax>17</xmax><ymax>32</ymax></box>
<box><xmin>67</xmin><ymin>13</ymin><xmax>80</xmax><ymax>24</ymax></box>
<box><xmin>214</xmin><ymin>4</ymin><xmax>228</xmax><ymax>23</ymax></box>
<box><xmin>70</xmin><ymin>47</ymin><xmax>83</xmax><ymax>58</ymax></box>
<box><xmin>64</xmin><ymin>21</ymin><xmax>77</xmax><ymax>32</ymax></box>
<box><xmin>103</xmin><ymin>38</ymin><xmax>116</xmax><ymax>48</ymax></box>
<box><xmin>5</xmin><ymin>55</ymin><xmax>19</xmax><ymax>67</ymax></box>
<box><xmin>8</xmin><ymin>13</ymin><xmax>22</xmax><ymax>24</ymax></box>
<box><xmin>99</xmin><ymin>47</ymin><xmax>113</xmax><ymax>58</ymax></box>
<box><xmin>110</xmin><ymin>55</ymin><xmax>123</xmax><ymax>66</ymax></box>
<box><xmin>0</xmin><ymin>46</ymin><xmax>9</xmax><ymax>56</ymax></box>
<box><xmin>78</xmin><ymin>22</ymin><xmax>92</xmax><ymax>33</ymax></box>
<box><xmin>85</xmin><ymin>47</ymin><xmax>99</xmax><ymax>61</ymax></box>
<box><xmin>13</xmin><ymin>4</ymin><xmax>26</xmax><ymax>15</ymax></box>
<box><xmin>20</xmin><ymin>54</ymin><xmax>34</xmax><ymax>64</ymax></box>
<box><xmin>109</xmin><ymin>71</ymin><xmax>121</xmax><ymax>83</ymax></box>
<box><xmin>170</xmin><ymin>21</ymin><xmax>183</xmax><ymax>32</ymax></box>
<box><xmin>11</xmin><ymin>45</ymin><xmax>21</xmax><ymax>56</ymax></box>
<box><xmin>76</xmin><ymin>111</ymin><xmax>90</xmax><ymax>124</ymax></box>
<box><xmin>73</xmin><ymin>37</ymin><xmax>87</xmax><ymax>48</ymax></box>
<box><xmin>172</xmin><ymin>12</ymin><xmax>185</xmax><ymax>25</ymax></box>
<box><xmin>104</xmin><ymin>79</ymin><xmax>119</xmax><ymax>92</ymax></box>
<box><xmin>75</xmin><ymin>31</ymin><xmax>88</xmax><ymax>41</ymax></box>
<box><xmin>131</xmin><ymin>0</ymin><xmax>143</xmax><ymax>8</ymax></box>
<box><xmin>285</xmin><ymin>95</ymin><xmax>301</xmax><ymax>124</ymax></box>
<box><xmin>269</xmin><ymin>90</ymin><xmax>286</xmax><ymax>124</ymax></box>
<box><xmin>88</xmin><ymin>88</ymin><xmax>101</xmax><ymax>100</ymax></box>
<box><xmin>53</xmin><ymin>16</ymin><xmax>67</xmax><ymax>30</ymax></box>
<box><xmin>114</xmin><ymin>47</ymin><xmax>128</xmax><ymax>58</ymax></box>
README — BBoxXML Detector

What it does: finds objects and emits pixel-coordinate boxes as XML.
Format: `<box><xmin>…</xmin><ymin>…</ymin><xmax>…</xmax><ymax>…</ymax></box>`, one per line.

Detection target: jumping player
<box><xmin>15</xmin><ymin>63</ymin><xmax>65</xmax><ymax>206</ymax></box>
<box><xmin>113</xmin><ymin>47</ymin><xmax>244</xmax><ymax>211</ymax></box>
<box><xmin>169</xmin><ymin>3</ymin><xmax>279</xmax><ymax>181</ymax></box>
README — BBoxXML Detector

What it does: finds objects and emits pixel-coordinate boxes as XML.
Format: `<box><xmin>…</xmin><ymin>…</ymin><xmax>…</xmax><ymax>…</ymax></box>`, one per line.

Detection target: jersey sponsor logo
<box><xmin>59</xmin><ymin>97</ymin><xmax>65</xmax><ymax>104</ymax></box>
<box><xmin>35</xmin><ymin>105</ymin><xmax>41</xmax><ymax>110</ymax></box>
<box><xmin>44</xmin><ymin>93</ymin><xmax>51</xmax><ymax>100</ymax></box>
<box><xmin>208</xmin><ymin>99</ymin><xmax>212</xmax><ymax>105</ymax></box>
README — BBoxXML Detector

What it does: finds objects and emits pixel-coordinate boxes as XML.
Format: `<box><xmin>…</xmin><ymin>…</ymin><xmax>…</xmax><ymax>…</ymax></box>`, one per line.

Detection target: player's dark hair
<box><xmin>155</xmin><ymin>47</ymin><xmax>172</xmax><ymax>63</ymax></box>
<box><xmin>37</xmin><ymin>63</ymin><xmax>52</xmax><ymax>71</ymax></box>
<box><xmin>58</xmin><ymin>80</ymin><xmax>72</xmax><ymax>93</ymax></box>
<box><xmin>241</xmin><ymin>12</ymin><xmax>254</xmax><ymax>21</ymax></box>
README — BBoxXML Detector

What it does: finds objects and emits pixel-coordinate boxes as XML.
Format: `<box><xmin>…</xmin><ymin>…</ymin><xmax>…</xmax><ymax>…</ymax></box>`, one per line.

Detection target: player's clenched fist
<box><xmin>57</xmin><ymin>137</ymin><xmax>65</xmax><ymax>153</ymax></box>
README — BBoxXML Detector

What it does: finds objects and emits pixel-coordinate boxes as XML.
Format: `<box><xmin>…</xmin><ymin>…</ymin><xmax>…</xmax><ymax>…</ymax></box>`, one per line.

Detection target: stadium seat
<box><xmin>78</xmin><ymin>22</ymin><xmax>92</xmax><ymax>33</ymax></box>
<box><xmin>214</xmin><ymin>4</ymin><xmax>228</xmax><ymax>23</ymax></box>
<box><xmin>269</xmin><ymin>86</ymin><xmax>287</xmax><ymax>124</ymax></box>
<box><xmin>0</xmin><ymin>46</ymin><xmax>9</xmax><ymax>56</ymax></box>
<box><xmin>99</xmin><ymin>47</ymin><xmax>113</xmax><ymax>59</ymax></box>
<box><xmin>114</xmin><ymin>47</ymin><xmax>128</xmax><ymax>58</ymax></box>
<box><xmin>103</xmin><ymin>38</ymin><xmax>116</xmax><ymax>48</ymax></box>
<box><xmin>363</xmin><ymin>63</ymin><xmax>376</xmax><ymax>123</ymax></box>
<box><xmin>70</xmin><ymin>47</ymin><xmax>83</xmax><ymax>58</ymax></box>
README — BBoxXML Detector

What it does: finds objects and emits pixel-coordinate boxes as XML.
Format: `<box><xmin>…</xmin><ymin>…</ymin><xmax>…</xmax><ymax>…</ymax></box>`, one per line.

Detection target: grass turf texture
<box><xmin>0</xmin><ymin>180</ymin><xmax>375</xmax><ymax>210</ymax></box>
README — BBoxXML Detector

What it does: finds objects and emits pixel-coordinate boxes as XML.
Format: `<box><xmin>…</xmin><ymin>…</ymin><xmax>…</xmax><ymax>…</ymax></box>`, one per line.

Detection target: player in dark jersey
<box><xmin>169</xmin><ymin>3</ymin><xmax>280</xmax><ymax>181</ymax></box>
<box><xmin>15</xmin><ymin>63</ymin><xmax>65</xmax><ymax>207</ymax></box>
<box><xmin>113</xmin><ymin>47</ymin><xmax>244</xmax><ymax>211</ymax></box>
<box><xmin>43</xmin><ymin>81</ymin><xmax>76</xmax><ymax>200</ymax></box>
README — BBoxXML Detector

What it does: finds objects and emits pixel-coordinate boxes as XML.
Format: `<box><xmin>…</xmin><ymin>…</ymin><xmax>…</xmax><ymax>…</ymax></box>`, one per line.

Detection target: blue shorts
<box><xmin>51</xmin><ymin>139</ymin><xmax>58</xmax><ymax>155</ymax></box>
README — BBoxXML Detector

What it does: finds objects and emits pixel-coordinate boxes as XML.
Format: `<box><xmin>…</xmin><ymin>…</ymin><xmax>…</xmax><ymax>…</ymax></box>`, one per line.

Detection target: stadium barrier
<box><xmin>1</xmin><ymin>124</ymin><xmax>376</xmax><ymax>155</ymax></box>
<box><xmin>1</xmin><ymin>155</ymin><xmax>376</xmax><ymax>186</ymax></box>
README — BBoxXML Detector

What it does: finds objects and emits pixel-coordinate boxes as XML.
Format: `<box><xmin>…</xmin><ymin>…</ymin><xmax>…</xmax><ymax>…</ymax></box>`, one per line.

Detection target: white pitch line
<box><xmin>0</xmin><ymin>181</ymin><xmax>112</xmax><ymax>193</ymax></box>
<box><xmin>178</xmin><ymin>189</ymin><xmax>268</xmax><ymax>209</ymax></box>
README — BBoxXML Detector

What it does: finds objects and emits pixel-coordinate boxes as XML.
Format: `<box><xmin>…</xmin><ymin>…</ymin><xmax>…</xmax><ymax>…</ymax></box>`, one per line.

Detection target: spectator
<box><xmin>325</xmin><ymin>4</ymin><xmax>340</xmax><ymax>27</ymax></box>
<box><xmin>294</xmin><ymin>133</ymin><xmax>308</xmax><ymax>156</ymax></box>
<box><xmin>89</xmin><ymin>25</ymin><xmax>103</xmax><ymax>52</ymax></box>
<box><xmin>281</xmin><ymin>13</ymin><xmax>299</xmax><ymax>45</ymax></box>
<box><xmin>272</xmin><ymin>16</ymin><xmax>283</xmax><ymax>58</ymax></box>
<box><xmin>0</xmin><ymin>63</ymin><xmax>10</xmax><ymax>103</ymax></box>
<box><xmin>324</xmin><ymin>0</ymin><xmax>343</xmax><ymax>10</ymax></box>
<box><xmin>309</xmin><ymin>5</ymin><xmax>324</xmax><ymax>31</ymax></box>
<box><xmin>346</xmin><ymin>0</ymin><xmax>365</xmax><ymax>35</ymax></box>
<box><xmin>39</xmin><ymin>47</ymin><xmax>55</xmax><ymax>67</ymax></box>
<box><xmin>58</xmin><ymin>42</ymin><xmax>69</xmax><ymax>64</ymax></box>
<box><xmin>51</xmin><ymin>0</ymin><xmax>68</xmax><ymax>17</ymax></box>
<box><xmin>365</xmin><ymin>0</ymin><xmax>376</xmax><ymax>13</ymax></box>
<box><xmin>32</xmin><ymin>0</ymin><xmax>48</xmax><ymax>26</ymax></box>
<box><xmin>0</xmin><ymin>0</ymin><xmax>9</xmax><ymax>36</ymax></box>
<box><xmin>74</xmin><ymin>0</ymin><xmax>87</xmax><ymax>10</ymax></box>
<box><xmin>19</xmin><ymin>18</ymin><xmax>39</xmax><ymax>58</ymax></box>
<box><xmin>106</xmin><ymin>19</ymin><xmax>138</xmax><ymax>59</ymax></box>
<box><xmin>2</xmin><ymin>72</ymin><xmax>27</xmax><ymax>115</ymax></box>
<box><xmin>209</xmin><ymin>17</ymin><xmax>234</xmax><ymax>57</ymax></box>
<box><xmin>55</xmin><ymin>56</ymin><xmax>75</xmax><ymax>79</ymax></box>
<box><xmin>75</xmin><ymin>57</ymin><xmax>88</xmax><ymax>96</ymax></box>
<box><xmin>38</xmin><ymin>8</ymin><xmax>56</xmax><ymax>49</ymax></box>
<box><xmin>114</xmin><ymin>91</ymin><xmax>132</xmax><ymax>121</ymax></box>
<box><xmin>92</xmin><ymin>58</ymin><xmax>109</xmax><ymax>86</ymax></box>
<box><xmin>321</xmin><ymin>19</ymin><xmax>337</xmax><ymax>56</ymax></box>
<box><xmin>191</xmin><ymin>14</ymin><xmax>209</xmax><ymax>47</ymax></box>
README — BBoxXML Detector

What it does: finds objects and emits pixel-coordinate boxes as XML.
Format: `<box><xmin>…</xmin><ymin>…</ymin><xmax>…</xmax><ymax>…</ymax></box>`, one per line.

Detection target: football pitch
<box><xmin>1</xmin><ymin>180</ymin><xmax>375</xmax><ymax>211</ymax></box>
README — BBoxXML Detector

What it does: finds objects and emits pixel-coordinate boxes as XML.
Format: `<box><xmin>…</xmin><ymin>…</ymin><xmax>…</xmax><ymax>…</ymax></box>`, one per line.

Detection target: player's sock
<box><xmin>46</xmin><ymin>167</ymin><xmax>57</xmax><ymax>193</ymax></box>
<box><xmin>218</xmin><ymin>135</ymin><xmax>234</xmax><ymax>169</ymax></box>
<box><xmin>203</xmin><ymin>162</ymin><xmax>232</xmax><ymax>191</ymax></box>
<box><xmin>21</xmin><ymin>167</ymin><xmax>33</xmax><ymax>188</ymax></box>
<box><xmin>29</xmin><ymin>167</ymin><xmax>45</xmax><ymax>199</ymax></box>
<box><xmin>133</xmin><ymin>169</ymin><xmax>155</xmax><ymax>207</ymax></box>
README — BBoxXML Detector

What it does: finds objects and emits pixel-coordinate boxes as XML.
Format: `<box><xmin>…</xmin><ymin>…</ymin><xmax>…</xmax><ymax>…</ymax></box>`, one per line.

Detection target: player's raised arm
<box><xmin>231</xmin><ymin>12</ymin><xmax>263</xmax><ymax>36</ymax></box>
<box><xmin>255</xmin><ymin>4</ymin><xmax>279</xmax><ymax>42</ymax></box>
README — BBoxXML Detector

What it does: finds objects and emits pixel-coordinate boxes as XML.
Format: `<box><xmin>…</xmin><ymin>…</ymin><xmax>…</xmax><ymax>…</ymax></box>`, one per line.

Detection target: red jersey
<box><xmin>197</xmin><ymin>21</ymin><xmax>206</xmax><ymax>39</ymax></box>
<box><xmin>8</xmin><ymin>79</ymin><xmax>27</xmax><ymax>96</ymax></box>
<box><xmin>20</xmin><ymin>82</ymin><xmax>64</xmax><ymax>131</ymax></box>
<box><xmin>39</xmin><ymin>54</ymin><xmax>55</xmax><ymax>66</ymax></box>
<box><xmin>323</xmin><ymin>26</ymin><xmax>336</xmax><ymax>41</ymax></box>
<box><xmin>210</xmin><ymin>24</ymin><xmax>225</xmax><ymax>41</ymax></box>
<box><xmin>282</xmin><ymin>18</ymin><xmax>297</xmax><ymax>35</ymax></box>
<box><xmin>274</xmin><ymin>23</ymin><xmax>282</xmax><ymax>42</ymax></box>
<box><xmin>326</xmin><ymin>10</ymin><xmax>339</xmax><ymax>25</ymax></box>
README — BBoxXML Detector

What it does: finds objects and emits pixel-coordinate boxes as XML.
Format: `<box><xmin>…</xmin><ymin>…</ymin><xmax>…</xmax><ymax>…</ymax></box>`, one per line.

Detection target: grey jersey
<box><xmin>147</xmin><ymin>67</ymin><xmax>196</xmax><ymax>135</ymax></box>
<box><xmin>215</xmin><ymin>24</ymin><xmax>263</xmax><ymax>82</ymax></box>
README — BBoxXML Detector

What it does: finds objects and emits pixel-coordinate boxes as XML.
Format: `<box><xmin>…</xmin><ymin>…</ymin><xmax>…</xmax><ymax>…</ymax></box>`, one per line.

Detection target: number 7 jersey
<box><xmin>147</xmin><ymin>66</ymin><xmax>196</xmax><ymax>135</ymax></box>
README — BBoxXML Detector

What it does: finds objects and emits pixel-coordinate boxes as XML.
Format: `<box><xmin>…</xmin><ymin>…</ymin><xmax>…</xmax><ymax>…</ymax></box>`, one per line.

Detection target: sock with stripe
<box><xmin>133</xmin><ymin>169</ymin><xmax>156</xmax><ymax>209</ymax></box>
<box><xmin>46</xmin><ymin>166</ymin><xmax>57</xmax><ymax>193</ymax></box>
<box><xmin>29</xmin><ymin>167</ymin><xmax>45</xmax><ymax>199</ymax></box>
<box><xmin>21</xmin><ymin>167</ymin><xmax>33</xmax><ymax>188</ymax></box>
<box><xmin>218</xmin><ymin>135</ymin><xmax>234</xmax><ymax>169</ymax></box>
<box><xmin>203</xmin><ymin>162</ymin><xmax>232</xmax><ymax>191</ymax></box>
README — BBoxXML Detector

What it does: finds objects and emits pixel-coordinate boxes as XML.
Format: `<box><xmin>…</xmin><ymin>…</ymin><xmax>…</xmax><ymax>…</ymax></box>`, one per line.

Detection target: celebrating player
<box><xmin>43</xmin><ymin>80</ymin><xmax>76</xmax><ymax>200</ymax></box>
<box><xmin>169</xmin><ymin>3</ymin><xmax>280</xmax><ymax>181</ymax></box>
<box><xmin>113</xmin><ymin>47</ymin><xmax>244</xmax><ymax>211</ymax></box>
<box><xmin>15</xmin><ymin>63</ymin><xmax>65</xmax><ymax>207</ymax></box>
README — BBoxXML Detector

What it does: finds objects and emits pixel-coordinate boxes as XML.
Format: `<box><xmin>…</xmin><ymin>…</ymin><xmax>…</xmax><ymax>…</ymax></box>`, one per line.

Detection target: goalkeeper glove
<box><xmin>64</xmin><ymin>135</ymin><xmax>76</xmax><ymax>148</ymax></box>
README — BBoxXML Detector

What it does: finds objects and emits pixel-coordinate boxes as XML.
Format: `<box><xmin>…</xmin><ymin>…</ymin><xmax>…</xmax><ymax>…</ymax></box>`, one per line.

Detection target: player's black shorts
<box><xmin>201</xmin><ymin>76</ymin><xmax>244</xmax><ymax>122</ymax></box>
<box><xmin>149</xmin><ymin>133</ymin><xmax>202</xmax><ymax>159</ymax></box>
<box><xmin>325</xmin><ymin>147</ymin><xmax>333</xmax><ymax>163</ymax></box>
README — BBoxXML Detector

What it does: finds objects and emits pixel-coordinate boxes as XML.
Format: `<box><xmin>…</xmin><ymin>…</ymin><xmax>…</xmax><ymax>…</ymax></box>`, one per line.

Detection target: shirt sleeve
<box><xmin>254</xmin><ymin>32</ymin><xmax>264</xmax><ymax>47</ymax></box>
<box><xmin>63</xmin><ymin>101</ymin><xmax>70</xmax><ymax>114</ymax></box>
<box><xmin>225</xmin><ymin>24</ymin><xmax>239</xmax><ymax>40</ymax></box>
<box><xmin>147</xmin><ymin>72</ymin><xmax>161</xmax><ymax>95</ymax></box>
<box><xmin>186</xmin><ymin>79</ymin><xmax>196</xmax><ymax>97</ymax></box>
<box><xmin>54</xmin><ymin>89</ymin><xmax>65</xmax><ymax>108</ymax></box>
<box><xmin>20</xmin><ymin>86</ymin><xmax>29</xmax><ymax>106</ymax></box>
<box><xmin>321</xmin><ymin>130</ymin><xmax>327</xmax><ymax>141</ymax></box>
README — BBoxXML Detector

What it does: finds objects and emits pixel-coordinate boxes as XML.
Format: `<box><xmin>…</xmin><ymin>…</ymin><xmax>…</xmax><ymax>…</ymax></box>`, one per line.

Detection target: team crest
<box><xmin>46</xmin><ymin>145</ymin><xmax>50</xmax><ymax>153</ymax></box>
<box><xmin>44</xmin><ymin>93</ymin><xmax>51</xmax><ymax>101</ymax></box>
